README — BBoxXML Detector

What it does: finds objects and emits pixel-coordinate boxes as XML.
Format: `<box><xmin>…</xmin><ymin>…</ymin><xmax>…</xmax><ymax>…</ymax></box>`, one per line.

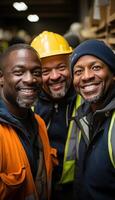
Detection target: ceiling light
<box><xmin>13</xmin><ymin>2</ymin><xmax>28</xmax><ymax>11</ymax></box>
<box><xmin>27</xmin><ymin>14</ymin><xmax>39</xmax><ymax>22</ymax></box>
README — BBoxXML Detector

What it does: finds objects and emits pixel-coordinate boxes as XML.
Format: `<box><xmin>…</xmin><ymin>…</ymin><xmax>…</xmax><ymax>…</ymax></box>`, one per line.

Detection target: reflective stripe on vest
<box><xmin>31</xmin><ymin>106</ymin><xmax>34</xmax><ymax>112</ymax></box>
<box><xmin>60</xmin><ymin>95</ymin><xmax>82</xmax><ymax>184</ymax></box>
<box><xmin>108</xmin><ymin>111</ymin><xmax>115</xmax><ymax>168</ymax></box>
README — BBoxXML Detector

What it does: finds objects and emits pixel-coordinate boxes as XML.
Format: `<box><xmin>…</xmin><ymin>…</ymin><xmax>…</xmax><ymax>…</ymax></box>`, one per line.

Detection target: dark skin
<box><xmin>73</xmin><ymin>55</ymin><xmax>115</xmax><ymax>112</ymax></box>
<box><xmin>0</xmin><ymin>48</ymin><xmax>42</xmax><ymax>117</ymax></box>
<box><xmin>41</xmin><ymin>54</ymin><xmax>71</xmax><ymax>99</ymax></box>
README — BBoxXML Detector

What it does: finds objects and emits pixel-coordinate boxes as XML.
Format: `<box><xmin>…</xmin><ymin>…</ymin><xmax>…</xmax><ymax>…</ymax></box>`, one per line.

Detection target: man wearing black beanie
<box><xmin>71</xmin><ymin>39</ymin><xmax>115</xmax><ymax>200</ymax></box>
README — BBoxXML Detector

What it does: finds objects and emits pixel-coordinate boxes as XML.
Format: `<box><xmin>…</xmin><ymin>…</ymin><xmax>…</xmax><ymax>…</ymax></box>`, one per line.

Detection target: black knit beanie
<box><xmin>71</xmin><ymin>39</ymin><xmax>115</xmax><ymax>74</ymax></box>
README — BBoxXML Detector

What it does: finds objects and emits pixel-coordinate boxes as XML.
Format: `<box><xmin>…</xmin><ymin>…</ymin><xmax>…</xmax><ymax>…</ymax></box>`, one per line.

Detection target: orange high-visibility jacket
<box><xmin>0</xmin><ymin>114</ymin><xmax>57</xmax><ymax>200</ymax></box>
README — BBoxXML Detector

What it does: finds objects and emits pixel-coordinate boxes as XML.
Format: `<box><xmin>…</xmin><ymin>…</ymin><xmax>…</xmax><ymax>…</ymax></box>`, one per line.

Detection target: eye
<box><xmin>92</xmin><ymin>65</ymin><xmax>101</xmax><ymax>71</ymax></box>
<box><xmin>74</xmin><ymin>68</ymin><xmax>83</xmax><ymax>76</ymax></box>
<box><xmin>33</xmin><ymin>69</ymin><xmax>42</xmax><ymax>76</ymax></box>
<box><xmin>42</xmin><ymin>69</ymin><xmax>50</xmax><ymax>76</ymax></box>
<box><xmin>58</xmin><ymin>65</ymin><xmax>66</xmax><ymax>71</ymax></box>
<box><xmin>13</xmin><ymin>70</ymin><xmax>24</xmax><ymax>76</ymax></box>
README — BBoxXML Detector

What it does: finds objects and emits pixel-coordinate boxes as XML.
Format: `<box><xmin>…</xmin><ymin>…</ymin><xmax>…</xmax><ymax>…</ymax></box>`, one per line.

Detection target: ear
<box><xmin>113</xmin><ymin>76</ymin><xmax>115</xmax><ymax>81</ymax></box>
<box><xmin>0</xmin><ymin>70</ymin><xmax>4</xmax><ymax>87</ymax></box>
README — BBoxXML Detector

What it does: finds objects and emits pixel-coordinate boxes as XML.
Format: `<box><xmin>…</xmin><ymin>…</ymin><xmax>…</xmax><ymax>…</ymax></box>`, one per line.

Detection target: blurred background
<box><xmin>0</xmin><ymin>0</ymin><xmax>115</xmax><ymax>52</ymax></box>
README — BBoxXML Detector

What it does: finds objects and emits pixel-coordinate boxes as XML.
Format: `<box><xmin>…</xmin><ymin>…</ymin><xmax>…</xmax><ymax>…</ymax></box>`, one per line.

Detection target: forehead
<box><xmin>8</xmin><ymin>48</ymin><xmax>38</xmax><ymax>59</ymax></box>
<box><xmin>42</xmin><ymin>54</ymin><xmax>70</xmax><ymax>63</ymax></box>
<box><xmin>73</xmin><ymin>55</ymin><xmax>114</xmax><ymax>75</ymax></box>
<box><xmin>5</xmin><ymin>48</ymin><xmax>41</xmax><ymax>64</ymax></box>
<box><xmin>3</xmin><ymin>48</ymin><xmax>41</xmax><ymax>71</ymax></box>
<box><xmin>75</xmin><ymin>55</ymin><xmax>102</xmax><ymax>65</ymax></box>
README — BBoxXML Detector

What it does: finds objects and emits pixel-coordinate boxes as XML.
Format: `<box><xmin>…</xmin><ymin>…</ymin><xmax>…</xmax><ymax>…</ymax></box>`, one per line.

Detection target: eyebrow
<box><xmin>75</xmin><ymin>60</ymin><xmax>103</xmax><ymax>68</ymax></box>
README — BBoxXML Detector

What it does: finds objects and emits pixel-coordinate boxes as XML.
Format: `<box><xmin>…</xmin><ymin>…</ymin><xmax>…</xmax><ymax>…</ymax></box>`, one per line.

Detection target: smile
<box><xmin>83</xmin><ymin>85</ymin><xmax>97</xmax><ymax>92</ymax></box>
<box><xmin>81</xmin><ymin>83</ymin><xmax>101</xmax><ymax>93</ymax></box>
<box><xmin>50</xmin><ymin>83</ymin><xmax>64</xmax><ymax>91</ymax></box>
<box><xmin>19</xmin><ymin>88</ymin><xmax>37</xmax><ymax>96</ymax></box>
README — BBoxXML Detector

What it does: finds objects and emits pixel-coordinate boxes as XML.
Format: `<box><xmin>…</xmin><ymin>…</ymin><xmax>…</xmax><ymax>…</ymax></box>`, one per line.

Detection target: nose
<box><xmin>82</xmin><ymin>68</ymin><xmax>94</xmax><ymax>81</ymax></box>
<box><xmin>50</xmin><ymin>69</ymin><xmax>61</xmax><ymax>80</ymax></box>
<box><xmin>23</xmin><ymin>71</ymin><xmax>36</xmax><ymax>84</ymax></box>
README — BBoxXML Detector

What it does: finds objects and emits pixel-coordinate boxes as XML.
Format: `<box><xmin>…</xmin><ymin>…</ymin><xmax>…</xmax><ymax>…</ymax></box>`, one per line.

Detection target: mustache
<box><xmin>48</xmin><ymin>77</ymin><xmax>66</xmax><ymax>85</ymax></box>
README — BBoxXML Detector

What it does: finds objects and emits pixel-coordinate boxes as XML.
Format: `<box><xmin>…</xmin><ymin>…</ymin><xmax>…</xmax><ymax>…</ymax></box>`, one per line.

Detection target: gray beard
<box><xmin>16</xmin><ymin>97</ymin><xmax>38</xmax><ymax>109</ymax></box>
<box><xmin>85</xmin><ymin>92</ymin><xmax>104</xmax><ymax>104</ymax></box>
<box><xmin>50</xmin><ymin>90</ymin><xmax>66</xmax><ymax>98</ymax></box>
<box><xmin>49</xmin><ymin>83</ymin><xmax>69</xmax><ymax>99</ymax></box>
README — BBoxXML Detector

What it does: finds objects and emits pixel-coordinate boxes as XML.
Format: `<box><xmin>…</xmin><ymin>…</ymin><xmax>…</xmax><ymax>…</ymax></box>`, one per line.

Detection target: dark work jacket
<box><xmin>35</xmin><ymin>85</ymin><xmax>76</xmax><ymax>182</ymax></box>
<box><xmin>73</xmin><ymin>85</ymin><xmax>115</xmax><ymax>200</ymax></box>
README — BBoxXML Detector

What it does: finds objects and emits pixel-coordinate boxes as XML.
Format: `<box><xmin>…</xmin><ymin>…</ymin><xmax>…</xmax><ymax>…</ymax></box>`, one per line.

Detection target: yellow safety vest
<box><xmin>60</xmin><ymin>95</ymin><xmax>82</xmax><ymax>183</ymax></box>
<box><xmin>60</xmin><ymin>109</ymin><xmax>115</xmax><ymax>184</ymax></box>
<box><xmin>108</xmin><ymin>111</ymin><xmax>115</xmax><ymax>168</ymax></box>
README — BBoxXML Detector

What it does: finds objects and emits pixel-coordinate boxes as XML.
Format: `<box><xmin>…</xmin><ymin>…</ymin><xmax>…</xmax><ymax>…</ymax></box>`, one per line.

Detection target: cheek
<box><xmin>3</xmin><ymin>77</ymin><xmax>14</xmax><ymax>86</ymax></box>
<box><xmin>61</xmin><ymin>68</ymin><xmax>70</xmax><ymax>76</ymax></box>
<box><xmin>73</xmin><ymin>76</ymin><xmax>79</xmax><ymax>88</ymax></box>
<box><xmin>105</xmin><ymin>77</ymin><xmax>114</xmax><ymax>90</ymax></box>
<box><xmin>42</xmin><ymin>77</ymin><xmax>49</xmax><ymax>91</ymax></box>
<box><xmin>65</xmin><ymin>72</ymin><xmax>71</xmax><ymax>83</ymax></box>
<box><xmin>42</xmin><ymin>76</ymin><xmax>48</xmax><ymax>84</ymax></box>
<box><xmin>37</xmin><ymin>77</ymin><xmax>42</xmax><ymax>84</ymax></box>
<box><xmin>101</xmin><ymin>72</ymin><xmax>114</xmax><ymax>87</ymax></box>
<box><xmin>65</xmin><ymin>69</ymin><xmax>71</xmax><ymax>77</ymax></box>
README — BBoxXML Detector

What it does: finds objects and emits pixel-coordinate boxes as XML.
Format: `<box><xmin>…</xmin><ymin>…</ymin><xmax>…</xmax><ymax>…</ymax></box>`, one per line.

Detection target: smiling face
<box><xmin>41</xmin><ymin>54</ymin><xmax>71</xmax><ymax>99</ymax></box>
<box><xmin>1</xmin><ymin>48</ymin><xmax>42</xmax><ymax>113</ymax></box>
<box><xmin>73</xmin><ymin>55</ymin><xmax>114</xmax><ymax>108</ymax></box>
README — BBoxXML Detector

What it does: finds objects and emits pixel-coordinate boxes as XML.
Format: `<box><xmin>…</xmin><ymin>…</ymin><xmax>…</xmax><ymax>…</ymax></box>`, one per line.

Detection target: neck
<box><xmin>91</xmin><ymin>101</ymin><xmax>103</xmax><ymax>112</ymax></box>
<box><xmin>1</xmin><ymin>91</ymin><xmax>29</xmax><ymax>118</ymax></box>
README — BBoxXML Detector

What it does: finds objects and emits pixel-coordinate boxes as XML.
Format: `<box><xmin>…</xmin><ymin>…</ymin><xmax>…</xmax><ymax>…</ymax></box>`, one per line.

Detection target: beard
<box><xmin>84</xmin><ymin>86</ymin><xmax>105</xmax><ymax>104</ymax></box>
<box><xmin>47</xmin><ymin>77</ymin><xmax>71</xmax><ymax>99</ymax></box>
<box><xmin>16</xmin><ymin>95</ymin><xmax>38</xmax><ymax>109</ymax></box>
<box><xmin>50</xmin><ymin>88</ymin><xmax>66</xmax><ymax>98</ymax></box>
<box><xmin>49</xmin><ymin>82</ymin><xmax>69</xmax><ymax>99</ymax></box>
<box><xmin>85</xmin><ymin>93</ymin><xmax>103</xmax><ymax>103</ymax></box>
<box><xmin>16</xmin><ymin>85</ymin><xmax>41</xmax><ymax>109</ymax></box>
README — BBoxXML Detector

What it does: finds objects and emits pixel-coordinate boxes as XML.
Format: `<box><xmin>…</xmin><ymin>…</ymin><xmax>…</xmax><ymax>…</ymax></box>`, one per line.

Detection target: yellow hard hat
<box><xmin>31</xmin><ymin>31</ymin><xmax>73</xmax><ymax>58</ymax></box>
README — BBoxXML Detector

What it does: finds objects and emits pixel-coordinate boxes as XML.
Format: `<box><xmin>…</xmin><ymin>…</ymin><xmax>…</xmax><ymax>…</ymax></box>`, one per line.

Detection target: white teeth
<box><xmin>83</xmin><ymin>85</ymin><xmax>97</xmax><ymax>92</ymax></box>
<box><xmin>20</xmin><ymin>89</ymin><xmax>34</xmax><ymax>93</ymax></box>
<box><xmin>84</xmin><ymin>85</ymin><xmax>95</xmax><ymax>89</ymax></box>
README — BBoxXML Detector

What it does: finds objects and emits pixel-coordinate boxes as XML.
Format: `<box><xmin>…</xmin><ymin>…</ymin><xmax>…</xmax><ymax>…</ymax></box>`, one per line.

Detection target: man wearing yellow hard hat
<box><xmin>31</xmin><ymin>31</ymin><xmax>82</xmax><ymax>200</ymax></box>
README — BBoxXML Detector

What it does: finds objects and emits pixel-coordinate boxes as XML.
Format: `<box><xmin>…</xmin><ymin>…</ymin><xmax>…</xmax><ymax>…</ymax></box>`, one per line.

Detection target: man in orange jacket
<box><xmin>0</xmin><ymin>43</ymin><xmax>57</xmax><ymax>200</ymax></box>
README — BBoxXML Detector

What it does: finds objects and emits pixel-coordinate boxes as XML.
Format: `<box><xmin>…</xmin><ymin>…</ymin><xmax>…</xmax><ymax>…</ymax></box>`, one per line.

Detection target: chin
<box><xmin>85</xmin><ymin>94</ymin><xmax>102</xmax><ymax>103</ymax></box>
<box><xmin>17</xmin><ymin>97</ymin><xmax>38</xmax><ymax>109</ymax></box>
<box><xmin>18</xmin><ymin>102</ymin><xmax>33</xmax><ymax>109</ymax></box>
<box><xmin>51</xmin><ymin>92</ymin><xmax>66</xmax><ymax>98</ymax></box>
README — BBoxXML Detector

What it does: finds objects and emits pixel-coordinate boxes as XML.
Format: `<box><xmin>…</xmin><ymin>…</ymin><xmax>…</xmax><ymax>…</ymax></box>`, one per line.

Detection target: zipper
<box><xmin>47</xmin><ymin>103</ymin><xmax>58</xmax><ymax>129</ymax></box>
<box><xmin>47</xmin><ymin>103</ymin><xmax>69</xmax><ymax>129</ymax></box>
<box><xmin>54</xmin><ymin>103</ymin><xmax>58</xmax><ymax>112</ymax></box>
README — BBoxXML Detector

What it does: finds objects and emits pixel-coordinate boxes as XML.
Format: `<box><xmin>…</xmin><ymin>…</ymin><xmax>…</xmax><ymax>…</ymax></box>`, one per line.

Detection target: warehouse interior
<box><xmin>0</xmin><ymin>0</ymin><xmax>115</xmax><ymax>52</ymax></box>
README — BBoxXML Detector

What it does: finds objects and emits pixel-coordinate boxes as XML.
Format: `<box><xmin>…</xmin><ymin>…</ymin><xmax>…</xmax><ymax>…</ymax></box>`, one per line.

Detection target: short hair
<box><xmin>8</xmin><ymin>36</ymin><xmax>26</xmax><ymax>46</ymax></box>
<box><xmin>0</xmin><ymin>43</ymin><xmax>39</xmax><ymax>71</ymax></box>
